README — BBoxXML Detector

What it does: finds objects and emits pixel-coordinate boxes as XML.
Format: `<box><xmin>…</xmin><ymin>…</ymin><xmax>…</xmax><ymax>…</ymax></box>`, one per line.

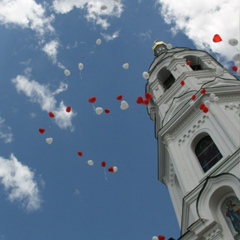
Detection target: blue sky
<box><xmin>0</xmin><ymin>1</ymin><xmax>239</xmax><ymax>240</ymax></box>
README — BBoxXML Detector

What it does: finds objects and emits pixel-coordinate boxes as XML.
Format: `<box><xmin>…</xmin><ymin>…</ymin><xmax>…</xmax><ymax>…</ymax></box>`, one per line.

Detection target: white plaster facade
<box><xmin>146</xmin><ymin>42</ymin><xmax>240</xmax><ymax>240</ymax></box>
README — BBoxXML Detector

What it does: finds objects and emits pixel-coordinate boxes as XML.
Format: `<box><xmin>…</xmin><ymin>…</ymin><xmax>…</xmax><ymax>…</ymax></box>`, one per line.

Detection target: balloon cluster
<box><xmin>212</xmin><ymin>34</ymin><xmax>240</xmax><ymax>75</ymax></box>
<box><xmin>152</xmin><ymin>235</ymin><xmax>165</xmax><ymax>240</ymax></box>
<box><xmin>136</xmin><ymin>93</ymin><xmax>152</xmax><ymax>106</ymax></box>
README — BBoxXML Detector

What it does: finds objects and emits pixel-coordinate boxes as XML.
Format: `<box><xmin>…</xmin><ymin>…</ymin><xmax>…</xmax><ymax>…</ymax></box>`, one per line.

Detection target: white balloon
<box><xmin>64</xmin><ymin>69</ymin><xmax>70</xmax><ymax>76</ymax></box>
<box><xmin>87</xmin><ymin>160</ymin><xmax>94</xmax><ymax>166</ymax></box>
<box><xmin>78</xmin><ymin>63</ymin><xmax>84</xmax><ymax>70</ymax></box>
<box><xmin>233</xmin><ymin>53</ymin><xmax>240</xmax><ymax>62</ymax></box>
<box><xmin>214</xmin><ymin>96</ymin><xmax>219</xmax><ymax>102</ymax></box>
<box><xmin>113</xmin><ymin>166</ymin><xmax>118</xmax><ymax>172</ymax></box>
<box><xmin>122</xmin><ymin>63</ymin><xmax>129</xmax><ymax>69</ymax></box>
<box><xmin>142</xmin><ymin>71</ymin><xmax>149</xmax><ymax>79</ymax></box>
<box><xmin>46</xmin><ymin>137</ymin><xmax>53</xmax><ymax>145</ymax></box>
<box><xmin>101</xmin><ymin>5</ymin><xmax>107</xmax><ymax>10</ymax></box>
<box><xmin>210</xmin><ymin>93</ymin><xmax>215</xmax><ymax>99</ymax></box>
<box><xmin>120</xmin><ymin>100</ymin><xmax>129</xmax><ymax>110</ymax></box>
<box><xmin>228</xmin><ymin>38</ymin><xmax>238</xmax><ymax>46</ymax></box>
<box><xmin>215</xmin><ymin>67</ymin><xmax>224</xmax><ymax>76</ymax></box>
<box><xmin>95</xmin><ymin>107</ymin><xmax>103</xmax><ymax>115</ymax></box>
<box><xmin>152</xmin><ymin>237</ymin><xmax>158</xmax><ymax>240</ymax></box>
<box><xmin>234</xmin><ymin>61</ymin><xmax>240</xmax><ymax>68</ymax></box>
<box><xmin>96</xmin><ymin>38</ymin><xmax>102</xmax><ymax>45</ymax></box>
<box><xmin>166</xmin><ymin>44</ymin><xmax>172</xmax><ymax>49</ymax></box>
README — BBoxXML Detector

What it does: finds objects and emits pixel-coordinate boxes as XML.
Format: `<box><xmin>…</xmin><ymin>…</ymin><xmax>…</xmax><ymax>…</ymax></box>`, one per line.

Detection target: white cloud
<box><xmin>101</xmin><ymin>30</ymin><xmax>120</xmax><ymax>41</ymax></box>
<box><xmin>156</xmin><ymin>0</ymin><xmax>239</xmax><ymax>61</ymax></box>
<box><xmin>12</xmin><ymin>75</ymin><xmax>75</xmax><ymax>130</ymax></box>
<box><xmin>135</xmin><ymin>30</ymin><xmax>152</xmax><ymax>42</ymax></box>
<box><xmin>0</xmin><ymin>0</ymin><xmax>54</xmax><ymax>35</ymax></box>
<box><xmin>0</xmin><ymin>154</ymin><xmax>42</xmax><ymax>211</ymax></box>
<box><xmin>0</xmin><ymin>117</ymin><xmax>13</xmax><ymax>143</ymax></box>
<box><xmin>42</xmin><ymin>40</ymin><xmax>59</xmax><ymax>64</ymax></box>
<box><xmin>42</xmin><ymin>39</ymin><xmax>66</xmax><ymax>68</ymax></box>
<box><xmin>53</xmin><ymin>82</ymin><xmax>68</xmax><ymax>95</ymax></box>
<box><xmin>52</xmin><ymin>0</ymin><xmax>124</xmax><ymax>29</ymax></box>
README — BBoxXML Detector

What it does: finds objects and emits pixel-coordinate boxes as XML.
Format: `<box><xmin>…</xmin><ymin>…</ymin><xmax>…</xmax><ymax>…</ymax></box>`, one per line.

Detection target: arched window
<box><xmin>195</xmin><ymin>135</ymin><xmax>222</xmax><ymax>172</ymax></box>
<box><xmin>185</xmin><ymin>56</ymin><xmax>207</xmax><ymax>71</ymax></box>
<box><xmin>157</xmin><ymin>67</ymin><xmax>175</xmax><ymax>91</ymax></box>
<box><xmin>221</xmin><ymin>196</ymin><xmax>240</xmax><ymax>239</ymax></box>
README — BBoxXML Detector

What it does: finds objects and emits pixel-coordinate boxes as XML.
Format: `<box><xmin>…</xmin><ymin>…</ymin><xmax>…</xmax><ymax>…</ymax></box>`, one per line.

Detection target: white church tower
<box><xmin>146</xmin><ymin>41</ymin><xmax>240</xmax><ymax>240</ymax></box>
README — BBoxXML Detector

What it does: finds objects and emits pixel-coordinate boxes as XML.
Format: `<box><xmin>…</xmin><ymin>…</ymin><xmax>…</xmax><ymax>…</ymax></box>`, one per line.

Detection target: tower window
<box><xmin>185</xmin><ymin>56</ymin><xmax>207</xmax><ymax>71</ymax></box>
<box><xmin>157</xmin><ymin>67</ymin><xmax>175</xmax><ymax>91</ymax></box>
<box><xmin>163</xmin><ymin>74</ymin><xmax>175</xmax><ymax>90</ymax></box>
<box><xmin>195</xmin><ymin>135</ymin><xmax>222</xmax><ymax>172</ymax></box>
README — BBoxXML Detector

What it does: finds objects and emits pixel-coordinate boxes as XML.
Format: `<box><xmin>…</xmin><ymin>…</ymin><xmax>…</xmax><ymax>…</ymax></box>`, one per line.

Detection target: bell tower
<box><xmin>146</xmin><ymin>41</ymin><xmax>240</xmax><ymax>240</ymax></box>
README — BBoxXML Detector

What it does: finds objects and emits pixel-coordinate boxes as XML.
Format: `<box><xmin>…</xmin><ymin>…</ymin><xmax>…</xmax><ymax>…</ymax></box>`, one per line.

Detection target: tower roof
<box><xmin>152</xmin><ymin>41</ymin><xmax>168</xmax><ymax>56</ymax></box>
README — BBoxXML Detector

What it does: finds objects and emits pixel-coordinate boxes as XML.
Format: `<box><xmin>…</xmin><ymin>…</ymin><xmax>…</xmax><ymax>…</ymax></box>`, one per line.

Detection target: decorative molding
<box><xmin>203</xmin><ymin>224</ymin><xmax>223</xmax><ymax>240</ymax></box>
<box><xmin>224</xmin><ymin>103</ymin><xmax>240</xmax><ymax>110</ymax></box>
<box><xmin>178</xmin><ymin>115</ymin><xmax>208</xmax><ymax>146</ymax></box>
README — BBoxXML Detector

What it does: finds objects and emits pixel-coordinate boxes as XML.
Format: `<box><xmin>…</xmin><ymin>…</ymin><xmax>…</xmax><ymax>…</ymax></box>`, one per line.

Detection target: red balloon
<box><xmin>77</xmin><ymin>152</ymin><xmax>83</xmax><ymax>157</ymax></box>
<box><xmin>88</xmin><ymin>97</ymin><xmax>96</xmax><ymax>104</ymax></box>
<box><xmin>232</xmin><ymin>66</ymin><xmax>238</xmax><ymax>72</ymax></box>
<box><xmin>191</xmin><ymin>95</ymin><xmax>196</xmax><ymax>101</ymax></box>
<box><xmin>158</xmin><ymin>236</ymin><xmax>165</xmax><ymax>240</ymax></box>
<box><xmin>201</xmin><ymin>89</ymin><xmax>206</xmax><ymax>95</ymax></box>
<box><xmin>101</xmin><ymin>161</ymin><xmax>106</xmax><ymax>167</ymax></box>
<box><xmin>105</xmin><ymin>109</ymin><xmax>110</xmax><ymax>114</ymax></box>
<box><xmin>213</xmin><ymin>34</ymin><xmax>222</xmax><ymax>43</ymax></box>
<box><xmin>202</xmin><ymin>106</ymin><xmax>209</xmax><ymax>113</ymax></box>
<box><xmin>199</xmin><ymin>103</ymin><xmax>205</xmax><ymax>110</ymax></box>
<box><xmin>136</xmin><ymin>96</ymin><xmax>144</xmax><ymax>104</ymax></box>
<box><xmin>186</xmin><ymin>60</ymin><xmax>191</xmax><ymax>66</ymax></box>
<box><xmin>116</xmin><ymin>95</ymin><xmax>123</xmax><ymax>101</ymax></box>
<box><xmin>66</xmin><ymin>106</ymin><xmax>71</xmax><ymax>113</ymax></box>
<box><xmin>49</xmin><ymin>112</ymin><xmax>55</xmax><ymax>118</ymax></box>
<box><xmin>143</xmin><ymin>99</ymin><xmax>150</xmax><ymax>106</ymax></box>
<box><xmin>145</xmin><ymin>92</ymin><xmax>152</xmax><ymax>100</ymax></box>
<box><xmin>180</xmin><ymin>80</ymin><xmax>185</xmax><ymax>86</ymax></box>
<box><xmin>108</xmin><ymin>167</ymin><xmax>114</xmax><ymax>172</ymax></box>
<box><xmin>39</xmin><ymin>128</ymin><xmax>45</xmax><ymax>134</ymax></box>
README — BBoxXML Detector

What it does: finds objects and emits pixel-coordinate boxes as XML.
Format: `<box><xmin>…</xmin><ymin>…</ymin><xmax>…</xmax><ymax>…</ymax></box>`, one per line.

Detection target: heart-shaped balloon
<box><xmin>77</xmin><ymin>152</ymin><xmax>83</xmax><ymax>157</ymax></box>
<box><xmin>49</xmin><ymin>112</ymin><xmax>55</xmax><ymax>118</ymax></box>
<box><xmin>64</xmin><ymin>69</ymin><xmax>70</xmax><ymax>76</ymax></box>
<box><xmin>233</xmin><ymin>53</ymin><xmax>240</xmax><ymax>62</ymax></box>
<box><xmin>145</xmin><ymin>93</ymin><xmax>152</xmax><ymax>100</ymax></box>
<box><xmin>142</xmin><ymin>71</ymin><xmax>149</xmax><ymax>79</ymax></box>
<box><xmin>213</xmin><ymin>34</ymin><xmax>222</xmax><ymax>43</ymax></box>
<box><xmin>39</xmin><ymin>128</ymin><xmax>45</xmax><ymax>134</ymax></box>
<box><xmin>46</xmin><ymin>137</ymin><xmax>53</xmax><ymax>144</ymax></box>
<box><xmin>122</xmin><ymin>63</ymin><xmax>129</xmax><ymax>69</ymax></box>
<box><xmin>66</xmin><ymin>106</ymin><xmax>71</xmax><ymax>113</ymax></box>
<box><xmin>116</xmin><ymin>95</ymin><xmax>123</xmax><ymax>101</ymax></box>
<box><xmin>95</xmin><ymin>107</ymin><xmax>103</xmax><ymax>115</ymax></box>
<box><xmin>136</xmin><ymin>96</ymin><xmax>144</xmax><ymax>104</ymax></box>
<box><xmin>87</xmin><ymin>160</ymin><xmax>94</xmax><ymax>166</ymax></box>
<box><xmin>96</xmin><ymin>38</ymin><xmax>102</xmax><ymax>45</ymax></box>
<box><xmin>120</xmin><ymin>100</ymin><xmax>129</xmax><ymax>110</ymax></box>
<box><xmin>228</xmin><ymin>38</ymin><xmax>238</xmax><ymax>46</ymax></box>
<box><xmin>88</xmin><ymin>97</ymin><xmax>96</xmax><ymax>104</ymax></box>
<box><xmin>101</xmin><ymin>161</ymin><xmax>106</xmax><ymax>167</ymax></box>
